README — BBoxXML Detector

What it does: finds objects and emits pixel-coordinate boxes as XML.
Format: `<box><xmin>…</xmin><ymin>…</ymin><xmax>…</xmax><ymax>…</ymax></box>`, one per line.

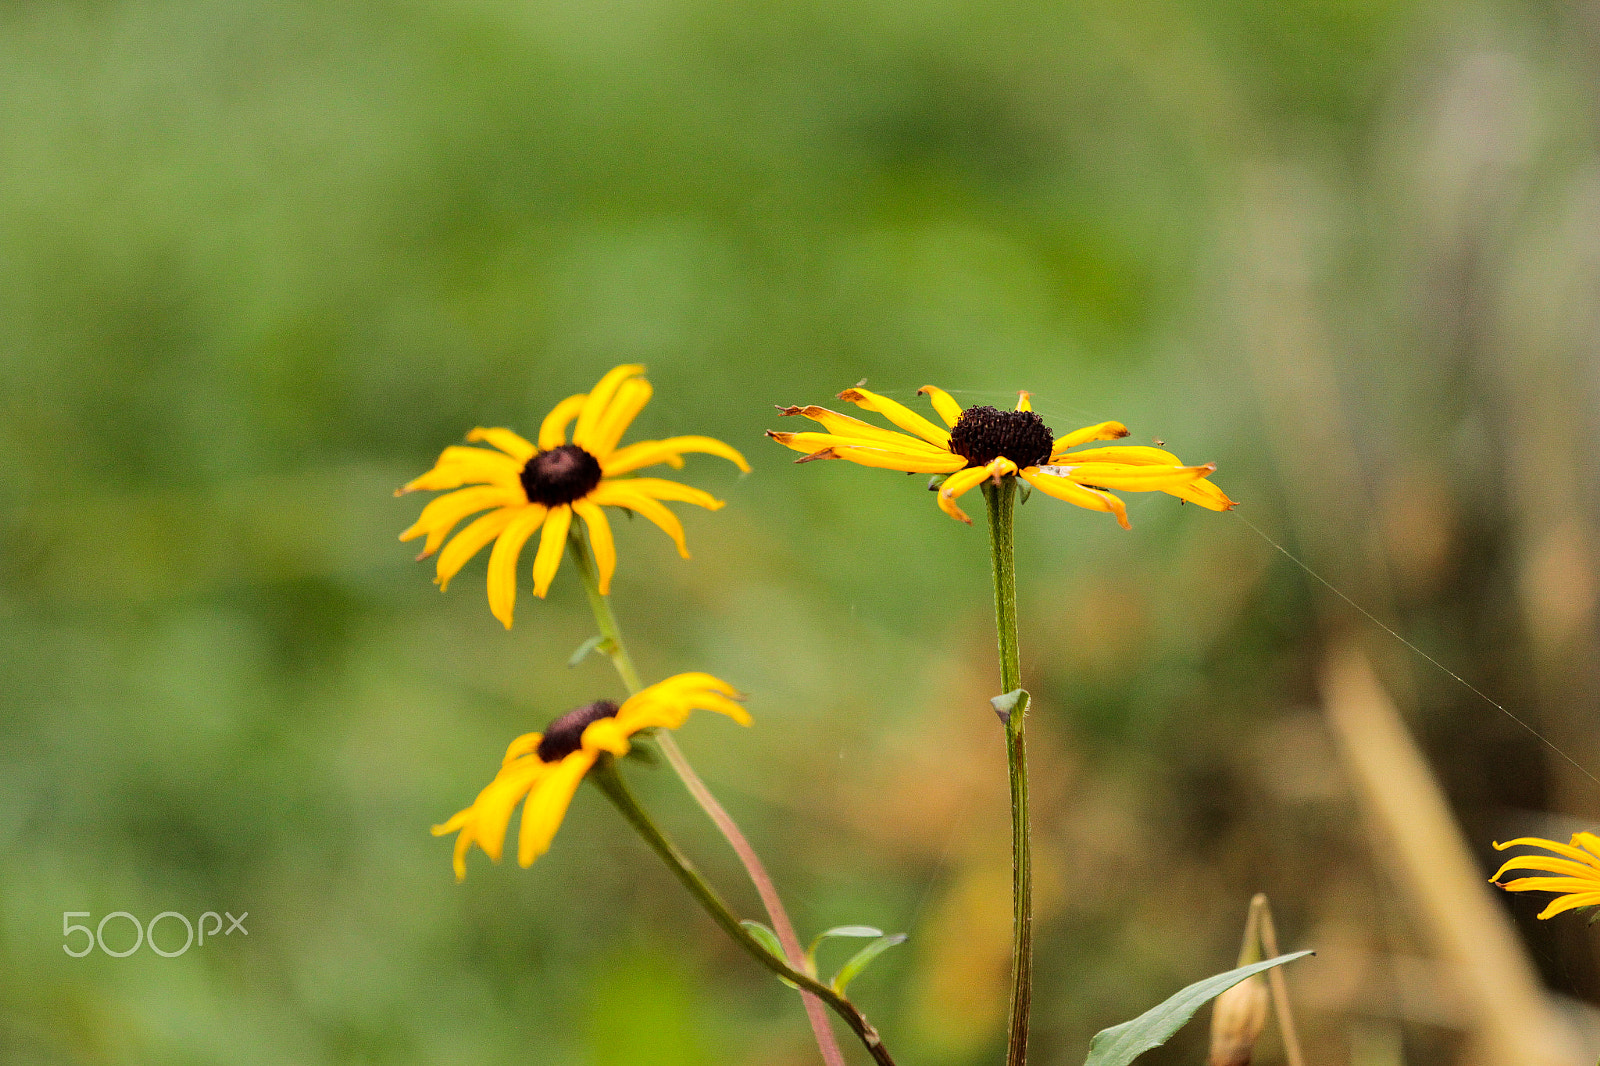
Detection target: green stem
<box><xmin>565</xmin><ymin>533</ymin><xmax>849</xmax><ymax>1066</ymax></box>
<box><xmin>983</xmin><ymin>478</ymin><xmax>1032</xmax><ymax>1066</ymax></box>
<box><xmin>591</xmin><ymin>759</ymin><xmax>897</xmax><ymax>1066</ymax></box>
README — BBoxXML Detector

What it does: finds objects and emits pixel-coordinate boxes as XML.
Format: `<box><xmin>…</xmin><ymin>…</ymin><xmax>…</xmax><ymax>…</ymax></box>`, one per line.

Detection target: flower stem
<box><xmin>565</xmin><ymin>533</ymin><xmax>848</xmax><ymax>1066</ymax></box>
<box><xmin>983</xmin><ymin>478</ymin><xmax>1032</xmax><ymax>1066</ymax></box>
<box><xmin>591</xmin><ymin>758</ymin><xmax>897</xmax><ymax>1066</ymax></box>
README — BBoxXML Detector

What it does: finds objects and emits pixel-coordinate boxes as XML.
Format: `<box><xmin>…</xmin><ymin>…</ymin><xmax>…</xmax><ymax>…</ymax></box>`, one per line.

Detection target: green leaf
<box><xmin>830</xmin><ymin>933</ymin><xmax>907</xmax><ymax>995</ymax></box>
<box><xmin>805</xmin><ymin>925</ymin><xmax>884</xmax><ymax>974</ymax></box>
<box><xmin>568</xmin><ymin>635</ymin><xmax>616</xmax><ymax>667</ymax></box>
<box><xmin>990</xmin><ymin>688</ymin><xmax>1029</xmax><ymax>728</ymax></box>
<box><xmin>740</xmin><ymin>921</ymin><xmax>799</xmax><ymax>989</ymax></box>
<box><xmin>1083</xmin><ymin>951</ymin><xmax>1313</xmax><ymax>1066</ymax></box>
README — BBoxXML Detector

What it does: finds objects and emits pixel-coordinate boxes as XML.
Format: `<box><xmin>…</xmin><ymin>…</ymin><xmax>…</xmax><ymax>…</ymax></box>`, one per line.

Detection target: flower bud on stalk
<box><xmin>1208</xmin><ymin>973</ymin><xmax>1270</xmax><ymax>1066</ymax></box>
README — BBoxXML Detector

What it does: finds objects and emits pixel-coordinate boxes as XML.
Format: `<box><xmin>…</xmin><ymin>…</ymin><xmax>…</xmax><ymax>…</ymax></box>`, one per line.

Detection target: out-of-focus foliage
<box><xmin>4</xmin><ymin>0</ymin><xmax>1600</xmax><ymax>1063</ymax></box>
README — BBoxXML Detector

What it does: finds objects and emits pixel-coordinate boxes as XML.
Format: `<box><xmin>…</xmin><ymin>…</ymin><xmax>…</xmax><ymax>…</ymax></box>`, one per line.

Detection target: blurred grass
<box><xmin>5</xmin><ymin>0</ymin><xmax>1600</xmax><ymax>1063</ymax></box>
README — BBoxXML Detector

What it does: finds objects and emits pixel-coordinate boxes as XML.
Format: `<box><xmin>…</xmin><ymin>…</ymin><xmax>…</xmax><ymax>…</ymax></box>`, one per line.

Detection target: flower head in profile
<box><xmin>1491</xmin><ymin>833</ymin><xmax>1600</xmax><ymax>918</ymax></box>
<box><xmin>400</xmin><ymin>364</ymin><xmax>748</xmax><ymax>627</ymax></box>
<box><xmin>767</xmin><ymin>385</ymin><xmax>1235</xmax><ymax>525</ymax></box>
<box><xmin>433</xmin><ymin>673</ymin><xmax>749</xmax><ymax>880</ymax></box>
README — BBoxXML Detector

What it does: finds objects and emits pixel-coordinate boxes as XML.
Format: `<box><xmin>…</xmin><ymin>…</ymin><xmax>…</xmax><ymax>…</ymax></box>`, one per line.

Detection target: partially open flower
<box><xmin>432</xmin><ymin>673</ymin><xmax>750</xmax><ymax>880</ymax></box>
<box><xmin>400</xmin><ymin>364</ymin><xmax>749</xmax><ymax>627</ymax></box>
<box><xmin>767</xmin><ymin>385</ymin><xmax>1234</xmax><ymax>525</ymax></box>
<box><xmin>1209</xmin><ymin>974</ymin><xmax>1270</xmax><ymax>1066</ymax></box>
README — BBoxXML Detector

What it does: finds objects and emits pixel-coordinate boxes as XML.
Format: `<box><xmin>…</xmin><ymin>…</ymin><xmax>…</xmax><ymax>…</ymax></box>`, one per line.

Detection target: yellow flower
<box><xmin>399</xmin><ymin>364</ymin><xmax>748</xmax><ymax>627</ymax></box>
<box><xmin>767</xmin><ymin>385</ymin><xmax>1235</xmax><ymax>525</ymax></box>
<box><xmin>433</xmin><ymin>672</ymin><xmax>750</xmax><ymax>880</ymax></box>
<box><xmin>1491</xmin><ymin>833</ymin><xmax>1600</xmax><ymax>918</ymax></box>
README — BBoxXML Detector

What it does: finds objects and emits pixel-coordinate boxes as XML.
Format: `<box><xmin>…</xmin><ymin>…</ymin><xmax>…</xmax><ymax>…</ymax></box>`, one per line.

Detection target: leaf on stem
<box><xmin>740</xmin><ymin>920</ymin><xmax>800</xmax><ymax>989</ymax></box>
<box><xmin>1083</xmin><ymin>951</ymin><xmax>1314</xmax><ymax>1066</ymax></box>
<box><xmin>831</xmin><ymin>934</ymin><xmax>908</xmax><ymax>995</ymax></box>
<box><xmin>567</xmin><ymin>634</ymin><xmax>617</xmax><ymax>667</ymax></box>
<box><xmin>806</xmin><ymin>925</ymin><xmax>885</xmax><ymax>975</ymax></box>
<box><xmin>991</xmin><ymin>688</ymin><xmax>1029</xmax><ymax>727</ymax></box>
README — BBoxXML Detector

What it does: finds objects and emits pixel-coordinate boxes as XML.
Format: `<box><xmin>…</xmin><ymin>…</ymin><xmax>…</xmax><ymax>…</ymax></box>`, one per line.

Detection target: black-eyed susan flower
<box><xmin>400</xmin><ymin>364</ymin><xmax>748</xmax><ymax>627</ymax></box>
<box><xmin>433</xmin><ymin>672</ymin><xmax>749</xmax><ymax>879</ymax></box>
<box><xmin>767</xmin><ymin>385</ymin><xmax>1235</xmax><ymax>526</ymax></box>
<box><xmin>1491</xmin><ymin>833</ymin><xmax>1600</xmax><ymax>918</ymax></box>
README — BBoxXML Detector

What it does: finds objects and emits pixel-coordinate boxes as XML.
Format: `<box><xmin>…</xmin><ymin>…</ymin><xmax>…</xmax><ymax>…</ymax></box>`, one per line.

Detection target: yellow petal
<box><xmin>1166</xmin><ymin>477</ymin><xmax>1237</xmax><ymax>511</ymax></box>
<box><xmin>518</xmin><ymin>751</ymin><xmax>596</xmax><ymax>866</ymax></box>
<box><xmin>1051</xmin><ymin>421</ymin><xmax>1131</xmax><ymax>456</ymax></box>
<box><xmin>777</xmin><ymin>404</ymin><xmax>945</xmax><ymax>450</ymax></box>
<box><xmin>1494</xmin><ymin>836</ymin><xmax>1600</xmax><ymax>866</ymax></box>
<box><xmin>935</xmin><ymin>464</ymin><xmax>994</xmax><ymax>524</ymax></box>
<box><xmin>573</xmin><ymin>364</ymin><xmax>646</xmax><ymax>449</ymax></box>
<box><xmin>466</xmin><ymin>427</ymin><xmax>536</xmax><ymax>463</ymax></box>
<box><xmin>1537</xmin><ymin>891</ymin><xmax>1600</xmax><ymax>919</ymax></box>
<box><xmin>1054</xmin><ymin>445</ymin><xmax>1183</xmax><ymax>466</ymax></box>
<box><xmin>916</xmin><ymin>386</ymin><xmax>964</xmax><ymax>428</ymax></box>
<box><xmin>538</xmin><ymin>394</ymin><xmax>587</xmax><ymax>450</ymax></box>
<box><xmin>590</xmin><ymin>482</ymin><xmax>689</xmax><ymax>557</ymax></box>
<box><xmin>1048</xmin><ymin>461</ymin><xmax>1215</xmax><ymax>493</ymax></box>
<box><xmin>400</xmin><ymin>486</ymin><xmax>521</xmax><ymax>556</ymax></box>
<box><xmin>486</xmin><ymin>506</ymin><xmax>549</xmax><ymax>628</ymax></box>
<box><xmin>586</xmin><ymin>377</ymin><xmax>653</xmax><ymax>458</ymax></box>
<box><xmin>1491</xmin><ymin>854</ymin><xmax>1600</xmax><ymax>881</ymax></box>
<box><xmin>581</xmin><ymin>717</ymin><xmax>633</xmax><ymax>756</ymax></box>
<box><xmin>502</xmin><ymin>732</ymin><xmax>543</xmax><ymax>765</ymax></box>
<box><xmin>603</xmin><ymin>434</ymin><xmax>750</xmax><ymax>476</ymax></box>
<box><xmin>768</xmin><ymin>433</ymin><xmax>966</xmax><ymax>473</ymax></box>
<box><xmin>572</xmin><ymin>500</ymin><xmax>616</xmax><ymax>595</ymax></box>
<box><xmin>1015</xmin><ymin>391</ymin><xmax>1032</xmax><ymax>413</ymax></box>
<box><xmin>401</xmin><ymin>447</ymin><xmax>522</xmax><ymax>493</ymax></box>
<box><xmin>530</xmin><ymin>505</ymin><xmax>572</xmax><ymax>598</ymax></box>
<box><xmin>473</xmin><ymin>759</ymin><xmax>550</xmax><ymax>863</ymax></box>
<box><xmin>838</xmin><ymin>386</ymin><xmax>951</xmax><ymax>448</ymax></box>
<box><xmin>436</xmin><ymin>507</ymin><xmax>520</xmax><ymax>590</ymax></box>
<box><xmin>615</xmin><ymin>477</ymin><xmax>724</xmax><ymax>511</ymax></box>
<box><xmin>1019</xmin><ymin>468</ymin><xmax>1130</xmax><ymax>529</ymax></box>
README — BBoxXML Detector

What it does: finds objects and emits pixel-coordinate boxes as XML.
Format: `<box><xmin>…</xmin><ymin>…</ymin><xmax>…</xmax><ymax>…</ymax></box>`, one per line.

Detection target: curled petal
<box><xmin>604</xmin><ymin>434</ymin><xmax>750</xmax><ymax>476</ymax></box>
<box><xmin>573</xmin><ymin>364</ymin><xmax>646</xmax><ymax>449</ymax></box>
<box><xmin>586</xmin><ymin>377</ymin><xmax>653</xmax><ymax>458</ymax></box>
<box><xmin>1019</xmin><ymin>468</ymin><xmax>1130</xmax><ymax>529</ymax></box>
<box><xmin>538</xmin><ymin>394</ymin><xmax>587</xmax><ymax>450</ymax></box>
<box><xmin>837</xmin><ymin>387</ymin><xmax>952</xmax><ymax>448</ymax></box>
<box><xmin>1051</xmin><ymin>421</ymin><xmax>1130</xmax><ymax>456</ymax></box>
<box><xmin>466</xmin><ymin>427</ymin><xmax>536</xmax><ymax>463</ymax></box>
<box><xmin>916</xmin><ymin>386</ymin><xmax>964</xmax><ymax>428</ymax></box>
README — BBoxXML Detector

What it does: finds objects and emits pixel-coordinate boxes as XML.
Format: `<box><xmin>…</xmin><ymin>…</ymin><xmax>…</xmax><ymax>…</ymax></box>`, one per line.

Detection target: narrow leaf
<box><xmin>806</xmin><ymin>925</ymin><xmax>885</xmax><ymax>974</ymax></box>
<box><xmin>830</xmin><ymin>933</ymin><xmax>907</xmax><ymax>995</ymax></box>
<box><xmin>740</xmin><ymin>920</ymin><xmax>799</xmax><ymax>989</ymax></box>
<box><xmin>1084</xmin><ymin>950</ymin><xmax>1314</xmax><ymax>1066</ymax></box>
<box><xmin>567</xmin><ymin>635</ymin><xmax>610</xmax><ymax>667</ymax></box>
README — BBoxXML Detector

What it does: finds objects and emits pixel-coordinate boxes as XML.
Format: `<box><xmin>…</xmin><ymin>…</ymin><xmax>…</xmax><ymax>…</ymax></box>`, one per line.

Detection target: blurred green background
<box><xmin>5</xmin><ymin>0</ymin><xmax>1600</xmax><ymax>1063</ymax></box>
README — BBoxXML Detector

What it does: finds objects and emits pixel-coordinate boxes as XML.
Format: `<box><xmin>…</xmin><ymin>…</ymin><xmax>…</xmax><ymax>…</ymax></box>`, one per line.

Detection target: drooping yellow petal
<box><xmin>778</xmin><ymin>404</ymin><xmax>946</xmax><ymax>450</ymax></box>
<box><xmin>917</xmin><ymin>386</ymin><xmax>964</xmax><ymax>428</ymax></box>
<box><xmin>538</xmin><ymin>394</ymin><xmax>587</xmax><ymax>450</ymax></box>
<box><xmin>1494</xmin><ymin>835</ymin><xmax>1600</xmax><ymax>866</ymax></box>
<box><xmin>1053</xmin><ymin>445</ymin><xmax>1183</xmax><ymax>466</ymax></box>
<box><xmin>400</xmin><ymin>447</ymin><xmax>523</xmax><ymax>493</ymax></box>
<box><xmin>517</xmin><ymin>751</ymin><xmax>596</xmax><ymax>866</ymax></box>
<box><xmin>1049</xmin><ymin>461</ymin><xmax>1215</xmax><ymax>493</ymax></box>
<box><xmin>401</xmin><ymin>485</ymin><xmax>521</xmax><ymax>557</ymax></box>
<box><xmin>1051</xmin><ymin>421</ymin><xmax>1131</xmax><ymax>456</ymax></box>
<box><xmin>436</xmin><ymin>507</ymin><xmax>521</xmax><ymax>590</ymax></box>
<box><xmin>586</xmin><ymin>377</ymin><xmax>653</xmax><ymax>458</ymax></box>
<box><xmin>471</xmin><ymin>759</ymin><xmax>550</xmax><ymax>864</ymax></box>
<box><xmin>1490</xmin><ymin>854</ymin><xmax>1600</xmax><ymax>881</ymax></box>
<box><xmin>935</xmin><ymin>464</ymin><xmax>996</xmax><ymax>524</ymax></box>
<box><xmin>1165</xmin><ymin>477</ymin><xmax>1237</xmax><ymax>511</ymax></box>
<box><xmin>573</xmin><ymin>364</ymin><xmax>646</xmax><ymax>449</ymax></box>
<box><xmin>530</xmin><ymin>504</ymin><xmax>573</xmax><ymax>598</ymax></box>
<box><xmin>1019</xmin><ymin>467</ymin><xmax>1130</xmax><ymax>529</ymax></box>
<box><xmin>572</xmin><ymin>500</ymin><xmax>616</xmax><ymax>594</ymax></box>
<box><xmin>837</xmin><ymin>387</ymin><xmax>952</xmax><ymax>448</ymax></box>
<box><xmin>603</xmin><ymin>435</ymin><xmax>751</xmax><ymax>476</ymax></box>
<box><xmin>1015</xmin><ymin>391</ymin><xmax>1032</xmax><ymax>413</ymax></box>
<box><xmin>618</xmin><ymin>477</ymin><xmax>724</xmax><ymax>511</ymax></box>
<box><xmin>1535</xmin><ymin>891</ymin><xmax>1600</xmax><ymax>920</ymax></box>
<box><xmin>466</xmin><ymin>427</ymin><xmax>537</xmax><ymax>463</ymax></box>
<box><xmin>581</xmin><ymin>717</ymin><xmax>633</xmax><ymax>756</ymax></box>
<box><xmin>502</xmin><ymin>732</ymin><xmax>543</xmax><ymax>765</ymax></box>
<box><xmin>486</xmin><ymin>506</ymin><xmax>549</xmax><ymax>628</ymax></box>
<box><xmin>590</xmin><ymin>482</ymin><xmax>689</xmax><ymax>557</ymax></box>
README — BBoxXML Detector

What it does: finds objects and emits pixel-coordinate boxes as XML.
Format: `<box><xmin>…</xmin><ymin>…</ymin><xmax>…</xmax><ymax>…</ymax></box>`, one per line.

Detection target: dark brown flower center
<box><xmin>947</xmin><ymin>406</ymin><xmax>1055</xmax><ymax>469</ymax></box>
<box><xmin>536</xmin><ymin>699</ymin><xmax>620</xmax><ymax>762</ymax></box>
<box><xmin>520</xmin><ymin>444</ymin><xmax>603</xmax><ymax>507</ymax></box>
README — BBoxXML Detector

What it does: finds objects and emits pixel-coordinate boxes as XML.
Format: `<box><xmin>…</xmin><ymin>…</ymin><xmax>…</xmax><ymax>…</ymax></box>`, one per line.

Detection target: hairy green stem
<box><xmin>591</xmin><ymin>759</ymin><xmax>897</xmax><ymax>1066</ymax></box>
<box><xmin>565</xmin><ymin>533</ymin><xmax>847</xmax><ymax>1066</ymax></box>
<box><xmin>983</xmin><ymin>478</ymin><xmax>1032</xmax><ymax>1066</ymax></box>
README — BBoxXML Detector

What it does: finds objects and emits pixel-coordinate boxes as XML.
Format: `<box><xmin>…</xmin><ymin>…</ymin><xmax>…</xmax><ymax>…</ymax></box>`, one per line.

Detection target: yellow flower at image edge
<box><xmin>434</xmin><ymin>673</ymin><xmax>750</xmax><ymax>880</ymax></box>
<box><xmin>1492</xmin><ymin>833</ymin><xmax>1600</xmax><ymax>918</ymax></box>
<box><xmin>399</xmin><ymin>364</ymin><xmax>748</xmax><ymax>627</ymax></box>
<box><xmin>768</xmin><ymin>385</ymin><xmax>1235</xmax><ymax>525</ymax></box>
